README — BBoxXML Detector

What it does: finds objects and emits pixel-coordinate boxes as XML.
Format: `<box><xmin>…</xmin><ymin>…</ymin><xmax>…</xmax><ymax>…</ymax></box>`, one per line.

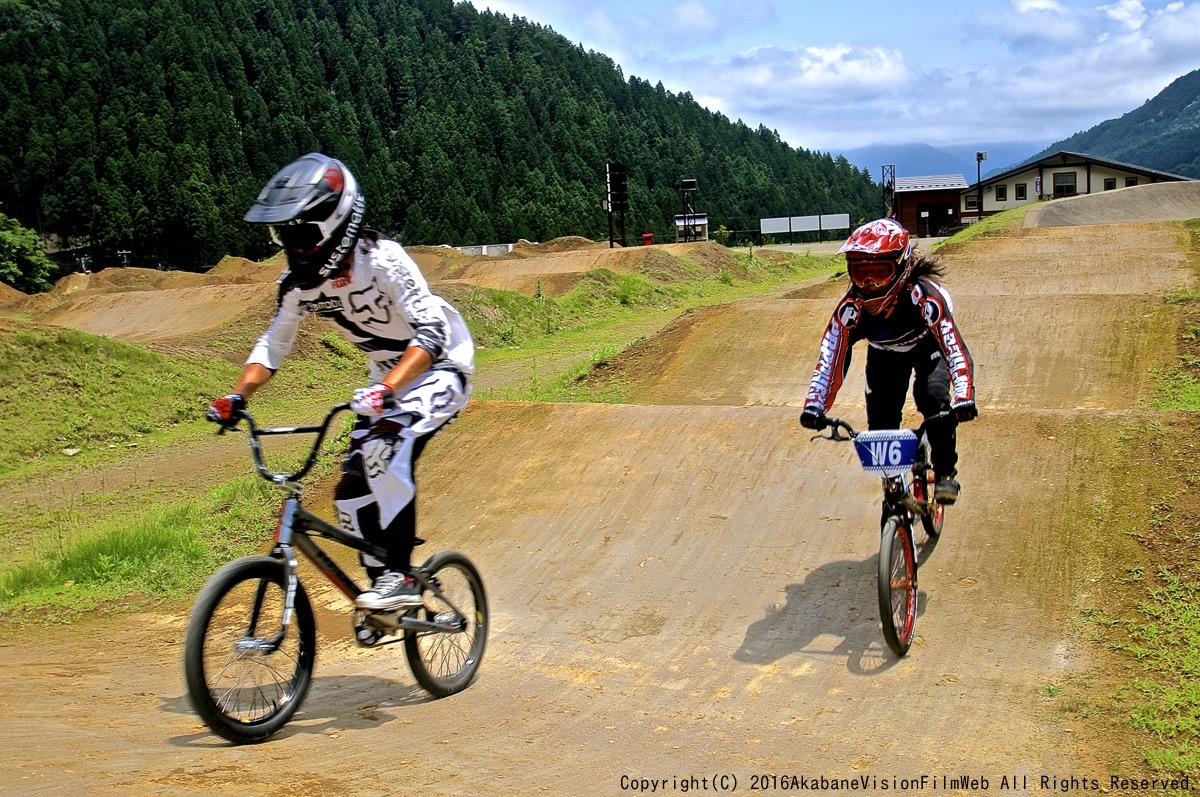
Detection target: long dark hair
<box><xmin>909</xmin><ymin>251</ymin><xmax>947</xmax><ymax>281</ymax></box>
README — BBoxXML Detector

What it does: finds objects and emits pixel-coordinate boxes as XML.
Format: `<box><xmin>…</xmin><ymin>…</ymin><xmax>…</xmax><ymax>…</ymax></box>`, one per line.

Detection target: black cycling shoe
<box><xmin>934</xmin><ymin>477</ymin><xmax>960</xmax><ymax>505</ymax></box>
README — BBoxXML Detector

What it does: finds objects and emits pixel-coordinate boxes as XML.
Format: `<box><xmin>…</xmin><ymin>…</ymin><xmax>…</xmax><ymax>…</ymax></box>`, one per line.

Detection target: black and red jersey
<box><xmin>804</xmin><ymin>278</ymin><xmax>974</xmax><ymax>412</ymax></box>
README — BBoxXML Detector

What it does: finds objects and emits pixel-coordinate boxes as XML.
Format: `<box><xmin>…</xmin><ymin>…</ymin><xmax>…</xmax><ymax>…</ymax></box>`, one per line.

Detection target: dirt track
<box><xmin>1</xmin><ymin>190</ymin><xmax>1198</xmax><ymax>796</ymax></box>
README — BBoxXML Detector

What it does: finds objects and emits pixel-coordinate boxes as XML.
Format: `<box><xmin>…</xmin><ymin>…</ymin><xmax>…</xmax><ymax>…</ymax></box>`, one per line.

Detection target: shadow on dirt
<box><xmin>161</xmin><ymin>674</ymin><xmax>435</xmax><ymax>747</ymax></box>
<box><xmin>732</xmin><ymin>555</ymin><xmax>929</xmax><ymax>675</ymax></box>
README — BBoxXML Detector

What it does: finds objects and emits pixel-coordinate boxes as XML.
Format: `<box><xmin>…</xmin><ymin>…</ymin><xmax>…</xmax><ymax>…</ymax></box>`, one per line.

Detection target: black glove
<box><xmin>952</xmin><ymin>400</ymin><xmax>978</xmax><ymax>423</ymax></box>
<box><xmin>799</xmin><ymin>406</ymin><xmax>827</xmax><ymax>430</ymax></box>
<box><xmin>206</xmin><ymin>393</ymin><xmax>245</xmax><ymax>426</ymax></box>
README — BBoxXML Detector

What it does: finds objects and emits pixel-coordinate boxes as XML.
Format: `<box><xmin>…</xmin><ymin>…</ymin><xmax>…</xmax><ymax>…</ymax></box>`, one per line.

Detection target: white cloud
<box><xmin>1014</xmin><ymin>0</ymin><xmax>1065</xmax><ymax>10</ymax></box>
<box><xmin>664</xmin><ymin>0</ymin><xmax>723</xmax><ymax>39</ymax></box>
<box><xmin>1102</xmin><ymin>0</ymin><xmax>1148</xmax><ymax>28</ymax></box>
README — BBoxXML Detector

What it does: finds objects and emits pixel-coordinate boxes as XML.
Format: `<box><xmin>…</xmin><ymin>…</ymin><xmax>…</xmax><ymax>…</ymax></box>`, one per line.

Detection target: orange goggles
<box><xmin>847</xmin><ymin>257</ymin><xmax>898</xmax><ymax>295</ymax></box>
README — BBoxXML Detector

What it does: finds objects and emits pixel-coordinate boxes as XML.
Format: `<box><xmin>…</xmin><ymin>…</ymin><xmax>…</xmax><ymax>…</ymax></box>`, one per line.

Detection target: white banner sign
<box><xmin>760</xmin><ymin>217</ymin><xmax>791</xmax><ymax>234</ymax></box>
<box><xmin>760</xmin><ymin>213</ymin><xmax>853</xmax><ymax>235</ymax></box>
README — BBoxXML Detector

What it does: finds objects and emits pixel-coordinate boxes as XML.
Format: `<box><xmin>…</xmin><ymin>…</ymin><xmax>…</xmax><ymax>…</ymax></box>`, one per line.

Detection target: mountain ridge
<box><xmin>1021</xmin><ymin>68</ymin><xmax>1200</xmax><ymax>178</ymax></box>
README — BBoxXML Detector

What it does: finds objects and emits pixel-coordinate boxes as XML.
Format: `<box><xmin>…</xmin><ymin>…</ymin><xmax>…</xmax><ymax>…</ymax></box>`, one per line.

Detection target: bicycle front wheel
<box><xmin>183</xmin><ymin>555</ymin><xmax>316</xmax><ymax>743</ymax></box>
<box><xmin>404</xmin><ymin>550</ymin><xmax>488</xmax><ymax>697</ymax></box>
<box><xmin>878</xmin><ymin>517</ymin><xmax>918</xmax><ymax>656</ymax></box>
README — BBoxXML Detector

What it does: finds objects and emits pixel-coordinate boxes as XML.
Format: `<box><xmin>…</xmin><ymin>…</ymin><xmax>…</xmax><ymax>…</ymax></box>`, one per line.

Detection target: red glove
<box><xmin>206</xmin><ymin>393</ymin><xmax>245</xmax><ymax>426</ymax></box>
<box><xmin>350</xmin><ymin>383</ymin><xmax>394</xmax><ymax>416</ymax></box>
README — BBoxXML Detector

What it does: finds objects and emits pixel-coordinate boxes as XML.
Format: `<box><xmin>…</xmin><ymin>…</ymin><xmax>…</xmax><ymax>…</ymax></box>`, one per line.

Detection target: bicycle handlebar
<box><xmin>811</xmin><ymin>416</ymin><xmax>857</xmax><ymax>441</ymax></box>
<box><xmin>810</xmin><ymin>410</ymin><xmax>954</xmax><ymax>443</ymax></box>
<box><xmin>221</xmin><ymin>402</ymin><xmax>354</xmax><ymax>485</ymax></box>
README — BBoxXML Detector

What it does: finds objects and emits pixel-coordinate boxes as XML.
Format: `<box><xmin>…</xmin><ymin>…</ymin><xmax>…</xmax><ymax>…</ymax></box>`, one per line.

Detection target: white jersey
<box><xmin>247</xmin><ymin>235</ymin><xmax>474</xmax><ymax>383</ymax></box>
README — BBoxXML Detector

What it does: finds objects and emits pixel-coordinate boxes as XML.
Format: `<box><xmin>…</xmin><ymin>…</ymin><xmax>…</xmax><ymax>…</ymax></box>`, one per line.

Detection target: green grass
<box><xmin>0</xmin><ymin>323</ymin><xmax>241</xmax><ymax>477</ymax></box>
<box><xmin>1081</xmin><ymin>225</ymin><xmax>1200</xmax><ymax>779</ymax></box>
<box><xmin>1154</xmin><ymin>284</ymin><xmax>1200</xmax><ymax>410</ymax></box>
<box><xmin>0</xmin><ymin>475</ymin><xmax>277</xmax><ymax>619</ymax></box>
<box><xmin>935</xmin><ymin>205</ymin><xmax>1032</xmax><ymax>250</ymax></box>
<box><xmin>471</xmin><ymin>248</ymin><xmax>838</xmax><ymax>402</ymax></box>
<box><xmin>0</xmin><ymin>420</ymin><xmax>349</xmax><ymax>619</ymax></box>
<box><xmin>1110</xmin><ymin>567</ymin><xmax>1200</xmax><ymax>774</ymax></box>
<box><xmin>0</xmin><ymin>316</ymin><xmax>367</xmax><ymax>483</ymax></box>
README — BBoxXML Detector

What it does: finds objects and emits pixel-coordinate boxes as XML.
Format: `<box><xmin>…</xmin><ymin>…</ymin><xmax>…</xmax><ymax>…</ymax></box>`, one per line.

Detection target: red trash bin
<box><xmin>641</xmin><ymin>233</ymin><xmax>655</xmax><ymax>246</ymax></box>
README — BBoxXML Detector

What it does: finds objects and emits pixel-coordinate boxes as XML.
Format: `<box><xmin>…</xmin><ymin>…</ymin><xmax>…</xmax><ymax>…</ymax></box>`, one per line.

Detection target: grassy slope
<box><xmin>1084</xmin><ymin>220</ymin><xmax>1200</xmax><ymax>779</ymax></box>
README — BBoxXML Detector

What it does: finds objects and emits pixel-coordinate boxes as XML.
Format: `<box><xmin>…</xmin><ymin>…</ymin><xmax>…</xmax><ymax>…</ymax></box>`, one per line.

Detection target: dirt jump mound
<box><xmin>1025</xmin><ymin>180</ymin><xmax>1200</xmax><ymax>228</ymax></box>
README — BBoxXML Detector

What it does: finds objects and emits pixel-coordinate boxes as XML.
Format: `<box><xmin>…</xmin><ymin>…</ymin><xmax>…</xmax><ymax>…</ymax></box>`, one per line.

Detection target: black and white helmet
<box><xmin>245</xmin><ymin>152</ymin><xmax>365</xmax><ymax>284</ymax></box>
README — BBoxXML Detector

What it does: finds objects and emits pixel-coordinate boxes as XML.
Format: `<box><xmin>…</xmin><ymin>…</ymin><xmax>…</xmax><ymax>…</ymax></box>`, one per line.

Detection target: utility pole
<box><xmin>976</xmin><ymin>151</ymin><xmax>987</xmax><ymax>222</ymax></box>
<box><xmin>606</xmin><ymin>163</ymin><xmax>628</xmax><ymax>248</ymax></box>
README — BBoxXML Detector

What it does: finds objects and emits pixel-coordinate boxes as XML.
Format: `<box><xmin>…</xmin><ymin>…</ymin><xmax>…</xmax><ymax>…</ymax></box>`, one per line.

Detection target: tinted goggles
<box><xmin>847</xmin><ymin>257</ymin><xmax>898</xmax><ymax>295</ymax></box>
<box><xmin>270</xmin><ymin>222</ymin><xmax>327</xmax><ymax>254</ymax></box>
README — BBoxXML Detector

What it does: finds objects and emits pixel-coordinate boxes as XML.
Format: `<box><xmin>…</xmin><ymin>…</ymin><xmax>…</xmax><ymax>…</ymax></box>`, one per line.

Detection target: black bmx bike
<box><xmin>811</xmin><ymin>415</ymin><xmax>945</xmax><ymax>656</ymax></box>
<box><xmin>183</xmin><ymin>402</ymin><xmax>488</xmax><ymax>743</ymax></box>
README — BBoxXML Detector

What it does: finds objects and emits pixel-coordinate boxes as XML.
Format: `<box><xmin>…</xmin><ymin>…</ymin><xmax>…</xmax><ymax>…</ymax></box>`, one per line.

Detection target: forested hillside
<box><xmin>0</xmin><ymin>0</ymin><xmax>880</xmax><ymax>277</ymax></box>
<box><xmin>1026</xmin><ymin>68</ymin><xmax>1200</xmax><ymax>179</ymax></box>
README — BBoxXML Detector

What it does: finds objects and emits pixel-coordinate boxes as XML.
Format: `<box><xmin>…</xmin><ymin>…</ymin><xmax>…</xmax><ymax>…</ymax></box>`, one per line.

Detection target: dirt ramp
<box><xmin>37</xmin><ymin>282</ymin><xmax>278</xmax><ymax>344</ymax></box>
<box><xmin>1025</xmin><ymin>180</ymin><xmax>1200</xmax><ymax>228</ymax></box>
<box><xmin>420</xmin><ymin>240</ymin><xmax>743</xmax><ymax>297</ymax></box>
<box><xmin>600</xmin><ymin>221</ymin><xmax>1192</xmax><ymax>409</ymax></box>
<box><xmin>942</xmin><ymin>222</ymin><xmax>1189</xmax><ymax>296</ymax></box>
<box><xmin>392</xmin><ymin>401</ymin><xmax>1107</xmax><ymax>783</ymax></box>
<box><xmin>587</xmin><ymin>300</ymin><xmax>861</xmax><ymax>408</ymax></box>
<box><xmin>962</xmin><ymin>293</ymin><xmax>1175</xmax><ymax>410</ymax></box>
<box><xmin>0</xmin><ymin>400</ymin><xmax>1111</xmax><ymax>792</ymax></box>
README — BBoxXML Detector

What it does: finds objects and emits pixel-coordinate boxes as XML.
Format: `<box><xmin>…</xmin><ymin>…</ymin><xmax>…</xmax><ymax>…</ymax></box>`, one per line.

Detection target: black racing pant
<box><xmin>864</xmin><ymin>337</ymin><xmax>959</xmax><ymax>479</ymax></box>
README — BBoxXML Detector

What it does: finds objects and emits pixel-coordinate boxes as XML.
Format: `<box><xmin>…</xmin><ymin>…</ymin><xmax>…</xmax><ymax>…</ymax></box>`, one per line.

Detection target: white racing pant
<box><xmin>334</xmin><ymin>369</ymin><xmax>468</xmax><ymax>570</ymax></box>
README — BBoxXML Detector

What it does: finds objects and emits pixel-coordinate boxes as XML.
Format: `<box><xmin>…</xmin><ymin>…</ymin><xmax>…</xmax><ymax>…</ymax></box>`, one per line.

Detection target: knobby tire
<box><xmin>878</xmin><ymin>517</ymin><xmax>918</xmax><ymax>656</ymax></box>
<box><xmin>183</xmin><ymin>555</ymin><xmax>316</xmax><ymax>743</ymax></box>
<box><xmin>404</xmin><ymin>550</ymin><xmax>488</xmax><ymax>697</ymax></box>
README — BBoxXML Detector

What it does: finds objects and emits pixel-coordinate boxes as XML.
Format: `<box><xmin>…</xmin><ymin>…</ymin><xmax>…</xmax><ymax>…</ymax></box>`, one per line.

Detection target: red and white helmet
<box><xmin>838</xmin><ymin>218</ymin><xmax>915</xmax><ymax>315</ymax></box>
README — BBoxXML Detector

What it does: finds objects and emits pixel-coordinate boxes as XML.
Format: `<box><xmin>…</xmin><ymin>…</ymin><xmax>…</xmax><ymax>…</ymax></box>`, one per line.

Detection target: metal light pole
<box><xmin>881</xmin><ymin>164</ymin><xmax>895</xmax><ymax>218</ymax></box>
<box><xmin>975</xmin><ymin>151</ymin><xmax>987</xmax><ymax>221</ymax></box>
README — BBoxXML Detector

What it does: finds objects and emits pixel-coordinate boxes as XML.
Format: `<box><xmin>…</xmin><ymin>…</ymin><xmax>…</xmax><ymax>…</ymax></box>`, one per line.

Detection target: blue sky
<box><xmin>461</xmin><ymin>0</ymin><xmax>1200</xmax><ymax>155</ymax></box>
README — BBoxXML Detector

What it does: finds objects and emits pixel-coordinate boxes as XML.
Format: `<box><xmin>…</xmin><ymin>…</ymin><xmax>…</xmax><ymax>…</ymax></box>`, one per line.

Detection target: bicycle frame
<box><xmin>189</xmin><ymin>405</ymin><xmax>488</xmax><ymax>743</ymax></box>
<box><xmin>816</xmin><ymin>415</ymin><xmax>943</xmax><ymax>528</ymax></box>
<box><xmin>224</xmin><ymin>404</ymin><xmax>467</xmax><ymax>640</ymax></box>
<box><xmin>813</xmin><ymin>414</ymin><xmax>945</xmax><ymax>655</ymax></box>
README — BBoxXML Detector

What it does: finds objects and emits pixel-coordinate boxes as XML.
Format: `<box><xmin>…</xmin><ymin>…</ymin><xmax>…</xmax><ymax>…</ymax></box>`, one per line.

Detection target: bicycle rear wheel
<box><xmin>184</xmin><ymin>555</ymin><xmax>316</xmax><ymax>743</ymax></box>
<box><xmin>404</xmin><ymin>550</ymin><xmax>488</xmax><ymax>697</ymax></box>
<box><xmin>878</xmin><ymin>517</ymin><xmax>918</xmax><ymax>656</ymax></box>
<box><xmin>911</xmin><ymin>464</ymin><xmax>944</xmax><ymax>541</ymax></box>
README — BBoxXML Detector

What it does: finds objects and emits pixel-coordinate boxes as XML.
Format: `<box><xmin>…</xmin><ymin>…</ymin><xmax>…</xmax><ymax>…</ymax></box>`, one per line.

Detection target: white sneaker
<box><xmin>356</xmin><ymin>571</ymin><xmax>422</xmax><ymax>611</ymax></box>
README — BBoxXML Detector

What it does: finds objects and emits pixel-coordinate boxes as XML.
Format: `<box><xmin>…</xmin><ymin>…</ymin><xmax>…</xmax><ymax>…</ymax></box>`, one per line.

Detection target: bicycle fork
<box><xmin>241</xmin><ymin>496</ymin><xmax>305</xmax><ymax>652</ymax></box>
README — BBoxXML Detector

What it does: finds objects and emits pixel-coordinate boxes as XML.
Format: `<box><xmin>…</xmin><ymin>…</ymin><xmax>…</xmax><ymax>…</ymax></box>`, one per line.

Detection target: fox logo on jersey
<box><xmin>348</xmin><ymin>279</ymin><xmax>393</xmax><ymax>327</ymax></box>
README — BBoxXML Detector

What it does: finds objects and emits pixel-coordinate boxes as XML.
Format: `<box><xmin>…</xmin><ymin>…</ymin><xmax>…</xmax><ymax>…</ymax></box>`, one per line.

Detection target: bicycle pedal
<box><xmin>355</xmin><ymin>626</ymin><xmax>384</xmax><ymax>647</ymax></box>
<box><xmin>355</xmin><ymin>610</ymin><xmax>401</xmax><ymax>644</ymax></box>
